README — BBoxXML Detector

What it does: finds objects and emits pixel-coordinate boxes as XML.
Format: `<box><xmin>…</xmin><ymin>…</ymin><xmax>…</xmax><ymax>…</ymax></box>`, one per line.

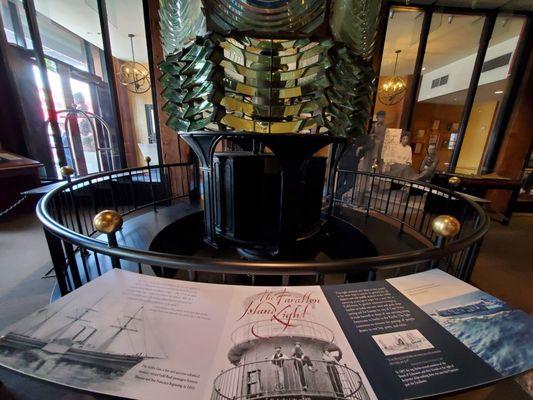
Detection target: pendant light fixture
<box><xmin>118</xmin><ymin>34</ymin><xmax>151</xmax><ymax>94</ymax></box>
<box><xmin>378</xmin><ymin>50</ymin><xmax>407</xmax><ymax>105</ymax></box>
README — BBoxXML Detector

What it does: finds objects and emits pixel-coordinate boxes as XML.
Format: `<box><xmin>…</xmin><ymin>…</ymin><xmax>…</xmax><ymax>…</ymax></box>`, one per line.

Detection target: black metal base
<box><xmin>180</xmin><ymin>131</ymin><xmax>347</xmax><ymax>259</ymax></box>
<box><xmin>149</xmin><ymin>209</ymin><xmax>377</xmax><ymax>284</ymax></box>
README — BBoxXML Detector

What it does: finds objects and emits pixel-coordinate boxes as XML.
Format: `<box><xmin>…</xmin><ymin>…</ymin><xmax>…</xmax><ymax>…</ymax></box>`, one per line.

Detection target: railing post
<box><xmin>366</xmin><ymin>164</ymin><xmax>378</xmax><ymax>218</ymax></box>
<box><xmin>329</xmin><ymin>168</ymin><xmax>340</xmax><ymax>216</ymax></box>
<box><xmin>447</xmin><ymin>176</ymin><xmax>461</xmax><ymax>213</ymax></box>
<box><xmin>431</xmin><ymin>215</ymin><xmax>461</xmax><ymax>272</ymax></box>
<box><xmin>43</xmin><ymin>228</ymin><xmax>70</xmax><ymax>296</ymax></box>
<box><xmin>61</xmin><ymin>166</ymin><xmax>84</xmax><ymax>235</ymax></box>
<box><xmin>93</xmin><ymin>210</ymin><xmax>123</xmax><ymax>269</ymax></box>
<box><xmin>145</xmin><ymin>156</ymin><xmax>157</xmax><ymax>213</ymax></box>
<box><xmin>462</xmin><ymin>239</ymin><xmax>483</xmax><ymax>282</ymax></box>
<box><xmin>399</xmin><ymin>183</ymin><xmax>412</xmax><ymax>234</ymax></box>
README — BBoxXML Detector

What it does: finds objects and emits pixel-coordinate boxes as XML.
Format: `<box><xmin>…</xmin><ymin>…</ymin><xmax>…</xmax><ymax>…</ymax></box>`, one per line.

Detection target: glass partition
<box><xmin>106</xmin><ymin>0</ymin><xmax>156</xmax><ymax>167</ymax></box>
<box><xmin>0</xmin><ymin>0</ymin><xmax>32</xmax><ymax>48</ymax></box>
<box><xmin>409</xmin><ymin>13</ymin><xmax>485</xmax><ymax>173</ymax></box>
<box><xmin>32</xmin><ymin>0</ymin><xmax>121</xmax><ymax>176</ymax></box>
<box><xmin>455</xmin><ymin>14</ymin><xmax>526</xmax><ymax>175</ymax></box>
<box><xmin>374</xmin><ymin>7</ymin><xmax>423</xmax><ymax>129</ymax></box>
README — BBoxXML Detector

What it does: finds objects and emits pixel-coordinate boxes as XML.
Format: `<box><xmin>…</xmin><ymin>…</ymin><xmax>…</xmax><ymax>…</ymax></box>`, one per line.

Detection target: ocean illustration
<box><xmin>422</xmin><ymin>290</ymin><xmax>533</xmax><ymax>376</ymax></box>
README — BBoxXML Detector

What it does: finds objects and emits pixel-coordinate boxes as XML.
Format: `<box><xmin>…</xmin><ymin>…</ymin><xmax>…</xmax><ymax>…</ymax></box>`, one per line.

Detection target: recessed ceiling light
<box><xmin>494</xmin><ymin>90</ymin><xmax>503</xmax><ymax>94</ymax></box>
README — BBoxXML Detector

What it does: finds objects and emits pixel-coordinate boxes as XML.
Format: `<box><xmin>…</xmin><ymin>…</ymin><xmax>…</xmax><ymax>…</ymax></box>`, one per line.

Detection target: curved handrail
<box><xmin>37</xmin><ymin>163</ymin><xmax>490</xmax><ymax>276</ymax></box>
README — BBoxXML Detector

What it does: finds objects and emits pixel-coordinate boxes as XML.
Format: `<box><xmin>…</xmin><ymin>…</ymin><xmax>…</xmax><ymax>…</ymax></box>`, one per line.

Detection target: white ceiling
<box><xmin>420</xmin><ymin>79</ymin><xmax>506</xmax><ymax>104</ymax></box>
<box><xmin>380</xmin><ymin>8</ymin><xmax>525</xmax><ymax>76</ymax></box>
<box><xmin>35</xmin><ymin>0</ymin><xmax>149</xmax><ymax>63</ymax></box>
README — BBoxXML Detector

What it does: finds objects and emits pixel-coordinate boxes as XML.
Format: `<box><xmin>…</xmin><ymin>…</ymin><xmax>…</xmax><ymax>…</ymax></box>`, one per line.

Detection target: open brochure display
<box><xmin>0</xmin><ymin>269</ymin><xmax>531</xmax><ymax>400</ymax></box>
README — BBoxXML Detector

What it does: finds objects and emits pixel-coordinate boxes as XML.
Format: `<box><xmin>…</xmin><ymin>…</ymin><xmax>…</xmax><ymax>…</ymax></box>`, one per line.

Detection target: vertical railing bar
<box><xmin>93</xmin><ymin>250</ymin><xmax>102</xmax><ymax>276</ymax></box>
<box><xmin>64</xmin><ymin>242</ymin><xmax>82</xmax><ymax>289</ymax></box>
<box><xmin>349</xmin><ymin>172</ymin><xmax>357</xmax><ymax>206</ymax></box>
<box><xmin>65</xmin><ymin>192</ymin><xmax>75</xmax><ymax>231</ymax></box>
<box><xmin>43</xmin><ymin>230</ymin><xmax>70</xmax><ymax>296</ymax></box>
<box><xmin>89</xmin><ymin>182</ymin><xmax>98</xmax><ymax>215</ymax></box>
<box><xmin>400</xmin><ymin>183</ymin><xmax>412</xmax><ymax>233</ymax></box>
<box><xmin>412</xmin><ymin>191</ymin><xmax>423</xmax><ymax>231</ymax></box>
<box><xmin>366</xmin><ymin>173</ymin><xmax>375</xmax><ymax>217</ymax></box>
<box><xmin>79</xmin><ymin>248</ymin><xmax>91</xmax><ymax>282</ymax></box>
<box><xmin>81</xmin><ymin>193</ymin><xmax>90</xmax><ymax>235</ymax></box>
<box><xmin>109</xmin><ymin>176</ymin><xmax>117</xmax><ymax>211</ymax></box>
<box><xmin>384</xmin><ymin>177</ymin><xmax>393</xmax><ymax>215</ymax></box>
<box><xmin>129</xmin><ymin>170</ymin><xmax>137</xmax><ymax>211</ymax></box>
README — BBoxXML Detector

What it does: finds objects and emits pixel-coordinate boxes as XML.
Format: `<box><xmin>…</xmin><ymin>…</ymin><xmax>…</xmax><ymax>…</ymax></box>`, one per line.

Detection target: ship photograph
<box><xmin>0</xmin><ymin>293</ymin><xmax>161</xmax><ymax>389</ymax></box>
<box><xmin>422</xmin><ymin>289</ymin><xmax>533</xmax><ymax>376</ymax></box>
<box><xmin>372</xmin><ymin>329</ymin><xmax>433</xmax><ymax>356</ymax></box>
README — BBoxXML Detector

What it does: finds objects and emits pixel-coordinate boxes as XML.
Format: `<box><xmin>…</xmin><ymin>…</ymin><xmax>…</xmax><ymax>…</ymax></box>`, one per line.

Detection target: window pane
<box><xmin>106</xmin><ymin>0</ymin><xmax>156</xmax><ymax>166</ymax></box>
<box><xmin>33</xmin><ymin>60</ymin><xmax>67</xmax><ymax>177</ymax></box>
<box><xmin>0</xmin><ymin>0</ymin><xmax>33</xmax><ymax>48</ymax></box>
<box><xmin>35</xmin><ymin>13</ymin><xmax>88</xmax><ymax>71</ymax></box>
<box><xmin>34</xmin><ymin>0</ymin><xmax>104</xmax><ymax>71</ymax></box>
<box><xmin>32</xmin><ymin>0</ymin><xmax>122</xmax><ymax>174</ymax></box>
<box><xmin>410</xmin><ymin>13</ymin><xmax>485</xmax><ymax>173</ymax></box>
<box><xmin>455</xmin><ymin>14</ymin><xmax>526</xmax><ymax>175</ymax></box>
<box><xmin>375</xmin><ymin>7</ymin><xmax>423</xmax><ymax>129</ymax></box>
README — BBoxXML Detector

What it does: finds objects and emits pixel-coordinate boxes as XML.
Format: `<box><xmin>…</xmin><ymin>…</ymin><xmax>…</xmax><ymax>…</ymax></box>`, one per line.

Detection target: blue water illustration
<box><xmin>422</xmin><ymin>291</ymin><xmax>533</xmax><ymax>376</ymax></box>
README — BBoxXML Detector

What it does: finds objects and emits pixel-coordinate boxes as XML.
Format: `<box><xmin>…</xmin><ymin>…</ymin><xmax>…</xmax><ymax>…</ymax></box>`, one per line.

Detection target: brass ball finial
<box><xmin>371</xmin><ymin>162</ymin><xmax>379</xmax><ymax>173</ymax></box>
<box><xmin>60</xmin><ymin>166</ymin><xmax>75</xmax><ymax>177</ymax></box>
<box><xmin>93</xmin><ymin>210</ymin><xmax>123</xmax><ymax>234</ymax></box>
<box><xmin>432</xmin><ymin>215</ymin><xmax>461</xmax><ymax>237</ymax></box>
<box><xmin>448</xmin><ymin>176</ymin><xmax>461</xmax><ymax>187</ymax></box>
<box><xmin>144</xmin><ymin>156</ymin><xmax>151</xmax><ymax>164</ymax></box>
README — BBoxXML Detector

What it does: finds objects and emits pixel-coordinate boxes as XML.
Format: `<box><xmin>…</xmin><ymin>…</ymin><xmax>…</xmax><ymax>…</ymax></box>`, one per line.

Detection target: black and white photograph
<box><xmin>372</xmin><ymin>329</ymin><xmax>434</xmax><ymax>356</ymax></box>
<box><xmin>210</xmin><ymin>287</ymin><xmax>377</xmax><ymax>400</ymax></box>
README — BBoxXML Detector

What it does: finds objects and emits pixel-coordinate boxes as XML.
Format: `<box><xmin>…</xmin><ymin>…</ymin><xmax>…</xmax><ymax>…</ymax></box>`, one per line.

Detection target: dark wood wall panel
<box><xmin>145</xmin><ymin>0</ymin><xmax>191</xmax><ymax>196</ymax></box>
<box><xmin>0</xmin><ymin>38</ymin><xmax>28</xmax><ymax>156</ymax></box>
<box><xmin>113</xmin><ymin>58</ymin><xmax>139</xmax><ymax>168</ymax></box>
<box><xmin>486</xmin><ymin>50</ymin><xmax>533</xmax><ymax>213</ymax></box>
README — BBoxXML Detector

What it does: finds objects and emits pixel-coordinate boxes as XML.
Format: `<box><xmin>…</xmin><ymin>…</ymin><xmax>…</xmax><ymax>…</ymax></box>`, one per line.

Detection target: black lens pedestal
<box><xmin>181</xmin><ymin>131</ymin><xmax>347</xmax><ymax>260</ymax></box>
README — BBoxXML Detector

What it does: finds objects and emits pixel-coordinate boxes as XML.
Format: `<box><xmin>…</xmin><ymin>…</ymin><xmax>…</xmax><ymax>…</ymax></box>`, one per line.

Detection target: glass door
<box><xmin>69</xmin><ymin>78</ymin><xmax>98</xmax><ymax>174</ymax></box>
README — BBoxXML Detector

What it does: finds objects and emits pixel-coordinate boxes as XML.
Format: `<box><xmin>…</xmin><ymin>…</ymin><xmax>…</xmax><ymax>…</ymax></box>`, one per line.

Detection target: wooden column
<box><xmin>113</xmin><ymin>58</ymin><xmax>139</xmax><ymax>168</ymax></box>
<box><xmin>485</xmin><ymin>49</ymin><xmax>533</xmax><ymax>214</ymax></box>
<box><xmin>144</xmin><ymin>0</ymin><xmax>191</xmax><ymax>196</ymax></box>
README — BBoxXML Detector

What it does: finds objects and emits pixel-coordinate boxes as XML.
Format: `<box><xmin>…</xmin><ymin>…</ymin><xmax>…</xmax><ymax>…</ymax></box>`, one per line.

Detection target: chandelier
<box><xmin>378</xmin><ymin>50</ymin><xmax>407</xmax><ymax>105</ymax></box>
<box><xmin>118</xmin><ymin>34</ymin><xmax>150</xmax><ymax>94</ymax></box>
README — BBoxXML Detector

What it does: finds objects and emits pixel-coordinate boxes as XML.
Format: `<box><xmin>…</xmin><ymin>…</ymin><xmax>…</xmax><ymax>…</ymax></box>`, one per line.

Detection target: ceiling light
<box><xmin>378</xmin><ymin>50</ymin><xmax>407</xmax><ymax>106</ymax></box>
<box><xmin>117</xmin><ymin>34</ymin><xmax>151</xmax><ymax>94</ymax></box>
<box><xmin>389</xmin><ymin>10</ymin><xmax>395</xmax><ymax>19</ymax></box>
<box><xmin>422</xmin><ymin>67</ymin><xmax>426</xmax><ymax>71</ymax></box>
<box><xmin>494</xmin><ymin>90</ymin><xmax>503</xmax><ymax>94</ymax></box>
<box><xmin>448</xmin><ymin>15</ymin><xmax>454</xmax><ymax>24</ymax></box>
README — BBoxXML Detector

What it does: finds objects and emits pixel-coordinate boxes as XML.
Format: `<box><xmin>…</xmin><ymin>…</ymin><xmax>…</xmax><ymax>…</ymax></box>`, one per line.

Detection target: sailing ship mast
<box><xmin>42</xmin><ymin>296</ymin><xmax>105</xmax><ymax>341</ymax></box>
<box><xmin>98</xmin><ymin>306</ymin><xmax>144</xmax><ymax>354</ymax></box>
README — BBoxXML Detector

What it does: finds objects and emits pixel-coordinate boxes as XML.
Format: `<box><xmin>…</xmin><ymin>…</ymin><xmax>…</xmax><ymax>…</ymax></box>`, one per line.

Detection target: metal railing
<box><xmin>333</xmin><ymin>170</ymin><xmax>482</xmax><ymax>243</ymax></box>
<box><xmin>211</xmin><ymin>359</ymin><xmax>370</xmax><ymax>400</ymax></box>
<box><xmin>36</xmin><ymin>163</ymin><xmax>490</xmax><ymax>296</ymax></box>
